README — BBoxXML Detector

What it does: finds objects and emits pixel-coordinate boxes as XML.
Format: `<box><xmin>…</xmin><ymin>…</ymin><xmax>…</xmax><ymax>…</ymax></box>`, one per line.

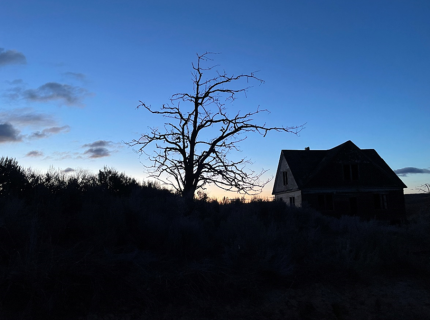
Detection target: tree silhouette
<box><xmin>129</xmin><ymin>53</ymin><xmax>302</xmax><ymax>200</ymax></box>
<box><xmin>419</xmin><ymin>183</ymin><xmax>430</xmax><ymax>195</ymax></box>
<box><xmin>0</xmin><ymin>157</ymin><xmax>29</xmax><ymax>198</ymax></box>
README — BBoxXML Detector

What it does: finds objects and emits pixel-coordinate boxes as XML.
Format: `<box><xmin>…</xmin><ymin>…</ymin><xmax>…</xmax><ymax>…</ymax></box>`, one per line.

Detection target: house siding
<box><xmin>273</xmin><ymin>154</ymin><xmax>299</xmax><ymax>194</ymax></box>
<box><xmin>275</xmin><ymin>190</ymin><xmax>302</xmax><ymax>207</ymax></box>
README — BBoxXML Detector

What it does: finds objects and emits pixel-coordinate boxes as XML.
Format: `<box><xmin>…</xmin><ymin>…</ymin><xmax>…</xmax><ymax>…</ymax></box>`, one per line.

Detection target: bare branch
<box><xmin>128</xmin><ymin>52</ymin><xmax>303</xmax><ymax>199</ymax></box>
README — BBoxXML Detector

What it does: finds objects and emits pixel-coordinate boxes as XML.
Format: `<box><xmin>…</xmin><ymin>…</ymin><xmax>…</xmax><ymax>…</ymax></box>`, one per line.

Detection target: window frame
<box><xmin>289</xmin><ymin>196</ymin><xmax>295</xmax><ymax>207</ymax></box>
<box><xmin>282</xmin><ymin>171</ymin><xmax>288</xmax><ymax>186</ymax></box>
<box><xmin>343</xmin><ymin>164</ymin><xmax>359</xmax><ymax>181</ymax></box>
<box><xmin>374</xmin><ymin>194</ymin><xmax>388</xmax><ymax>210</ymax></box>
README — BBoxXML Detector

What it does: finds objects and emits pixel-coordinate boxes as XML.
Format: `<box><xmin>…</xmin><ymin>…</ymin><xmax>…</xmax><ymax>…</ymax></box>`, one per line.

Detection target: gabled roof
<box><xmin>279</xmin><ymin>140</ymin><xmax>406</xmax><ymax>190</ymax></box>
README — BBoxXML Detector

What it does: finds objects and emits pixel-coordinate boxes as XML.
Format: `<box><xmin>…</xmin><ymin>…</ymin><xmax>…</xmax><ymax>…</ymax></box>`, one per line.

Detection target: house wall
<box><xmin>302</xmin><ymin>189</ymin><xmax>406</xmax><ymax>221</ymax></box>
<box><xmin>376</xmin><ymin>189</ymin><xmax>406</xmax><ymax>220</ymax></box>
<box><xmin>272</xmin><ymin>154</ymin><xmax>299</xmax><ymax>194</ymax></box>
<box><xmin>275</xmin><ymin>190</ymin><xmax>302</xmax><ymax>207</ymax></box>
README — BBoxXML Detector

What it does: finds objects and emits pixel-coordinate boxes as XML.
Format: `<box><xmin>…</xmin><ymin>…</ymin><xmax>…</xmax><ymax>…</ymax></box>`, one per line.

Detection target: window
<box><xmin>351</xmin><ymin>164</ymin><xmax>358</xmax><ymax>180</ymax></box>
<box><xmin>381</xmin><ymin>194</ymin><xmax>387</xmax><ymax>209</ymax></box>
<box><xmin>374</xmin><ymin>194</ymin><xmax>387</xmax><ymax>210</ymax></box>
<box><xmin>282</xmin><ymin>171</ymin><xmax>288</xmax><ymax>186</ymax></box>
<box><xmin>373</xmin><ymin>194</ymin><xmax>380</xmax><ymax>209</ymax></box>
<box><xmin>289</xmin><ymin>196</ymin><xmax>295</xmax><ymax>207</ymax></box>
<box><xmin>343</xmin><ymin>164</ymin><xmax>359</xmax><ymax>181</ymax></box>
<box><xmin>318</xmin><ymin>194</ymin><xmax>334</xmax><ymax>210</ymax></box>
<box><xmin>349</xmin><ymin>197</ymin><xmax>358</xmax><ymax>215</ymax></box>
<box><xmin>318</xmin><ymin>195</ymin><xmax>324</xmax><ymax>208</ymax></box>
<box><xmin>343</xmin><ymin>165</ymin><xmax>351</xmax><ymax>181</ymax></box>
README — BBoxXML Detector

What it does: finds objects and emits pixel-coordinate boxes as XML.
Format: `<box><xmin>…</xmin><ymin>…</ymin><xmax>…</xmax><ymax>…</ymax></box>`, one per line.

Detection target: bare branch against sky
<box><xmin>128</xmin><ymin>52</ymin><xmax>303</xmax><ymax>199</ymax></box>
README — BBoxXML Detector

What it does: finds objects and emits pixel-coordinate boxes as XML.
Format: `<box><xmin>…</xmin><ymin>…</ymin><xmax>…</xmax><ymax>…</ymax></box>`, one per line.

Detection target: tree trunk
<box><xmin>182</xmin><ymin>186</ymin><xmax>196</xmax><ymax>215</ymax></box>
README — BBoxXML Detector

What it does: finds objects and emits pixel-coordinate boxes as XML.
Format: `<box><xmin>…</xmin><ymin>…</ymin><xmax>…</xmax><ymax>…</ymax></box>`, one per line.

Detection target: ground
<box><xmin>75</xmin><ymin>194</ymin><xmax>430</xmax><ymax>320</ymax></box>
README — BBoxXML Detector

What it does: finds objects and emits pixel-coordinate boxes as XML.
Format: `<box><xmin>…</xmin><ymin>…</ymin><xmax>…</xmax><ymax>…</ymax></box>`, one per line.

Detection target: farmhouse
<box><xmin>272</xmin><ymin>140</ymin><xmax>406</xmax><ymax>220</ymax></box>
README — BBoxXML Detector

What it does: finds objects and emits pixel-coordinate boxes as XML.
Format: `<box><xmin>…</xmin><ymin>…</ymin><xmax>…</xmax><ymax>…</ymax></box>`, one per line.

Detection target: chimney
<box><xmin>305</xmin><ymin>147</ymin><xmax>310</xmax><ymax>151</ymax></box>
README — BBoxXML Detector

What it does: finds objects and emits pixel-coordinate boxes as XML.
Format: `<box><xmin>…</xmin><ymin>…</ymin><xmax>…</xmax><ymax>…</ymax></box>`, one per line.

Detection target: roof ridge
<box><xmin>362</xmin><ymin>149</ymin><xmax>407</xmax><ymax>188</ymax></box>
<box><xmin>275</xmin><ymin>141</ymin><xmax>406</xmax><ymax>192</ymax></box>
<box><xmin>300</xmin><ymin>141</ymin><xmax>356</xmax><ymax>185</ymax></box>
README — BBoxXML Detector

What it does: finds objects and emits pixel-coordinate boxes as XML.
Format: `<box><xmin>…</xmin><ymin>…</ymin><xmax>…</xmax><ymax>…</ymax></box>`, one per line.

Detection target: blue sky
<box><xmin>1</xmin><ymin>0</ymin><xmax>429</xmax><ymax>198</ymax></box>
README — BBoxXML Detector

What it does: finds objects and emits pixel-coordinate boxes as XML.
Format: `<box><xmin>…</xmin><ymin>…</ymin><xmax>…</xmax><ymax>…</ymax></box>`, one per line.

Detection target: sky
<box><xmin>1</xmin><ymin>0</ymin><xmax>429</xmax><ymax>198</ymax></box>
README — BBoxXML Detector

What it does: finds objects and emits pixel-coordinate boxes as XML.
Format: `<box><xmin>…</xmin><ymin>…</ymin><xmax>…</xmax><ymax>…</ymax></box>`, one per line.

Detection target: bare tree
<box><xmin>418</xmin><ymin>183</ymin><xmax>430</xmax><ymax>194</ymax></box>
<box><xmin>128</xmin><ymin>53</ymin><xmax>302</xmax><ymax>200</ymax></box>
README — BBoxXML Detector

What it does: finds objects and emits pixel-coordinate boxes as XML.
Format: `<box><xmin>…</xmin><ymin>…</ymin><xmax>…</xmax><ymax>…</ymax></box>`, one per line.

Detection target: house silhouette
<box><xmin>272</xmin><ymin>140</ymin><xmax>406</xmax><ymax>220</ymax></box>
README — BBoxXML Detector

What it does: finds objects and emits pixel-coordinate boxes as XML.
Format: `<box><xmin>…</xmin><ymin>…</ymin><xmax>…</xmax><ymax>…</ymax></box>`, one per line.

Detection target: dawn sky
<box><xmin>1</xmin><ymin>0</ymin><xmax>429</xmax><ymax>198</ymax></box>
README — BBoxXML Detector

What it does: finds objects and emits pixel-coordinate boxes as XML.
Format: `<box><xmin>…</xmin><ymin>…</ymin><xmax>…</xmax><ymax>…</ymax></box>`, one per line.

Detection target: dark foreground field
<box><xmin>1</xmin><ymin>157</ymin><xmax>430</xmax><ymax>319</ymax></box>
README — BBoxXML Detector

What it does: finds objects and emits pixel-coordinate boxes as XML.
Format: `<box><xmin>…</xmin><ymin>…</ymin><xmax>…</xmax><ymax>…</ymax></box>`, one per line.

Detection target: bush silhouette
<box><xmin>0</xmin><ymin>157</ymin><xmax>29</xmax><ymax>198</ymax></box>
<box><xmin>0</xmin><ymin>158</ymin><xmax>428</xmax><ymax>319</ymax></box>
<box><xmin>97</xmin><ymin>166</ymin><xmax>139</xmax><ymax>196</ymax></box>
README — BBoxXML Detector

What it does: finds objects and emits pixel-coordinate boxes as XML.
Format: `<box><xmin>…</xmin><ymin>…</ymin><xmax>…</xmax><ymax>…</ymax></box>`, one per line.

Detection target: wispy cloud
<box><xmin>0</xmin><ymin>48</ymin><xmax>27</xmax><ymax>66</ymax></box>
<box><xmin>0</xmin><ymin>122</ymin><xmax>22</xmax><ymax>143</ymax></box>
<box><xmin>30</xmin><ymin>125</ymin><xmax>70</xmax><ymax>139</ymax></box>
<box><xmin>63</xmin><ymin>72</ymin><xmax>86</xmax><ymax>81</ymax></box>
<box><xmin>83</xmin><ymin>140</ymin><xmax>113</xmax><ymax>158</ymax></box>
<box><xmin>83</xmin><ymin>140</ymin><xmax>111</xmax><ymax>148</ymax></box>
<box><xmin>51</xmin><ymin>151</ymin><xmax>76</xmax><ymax>160</ymax></box>
<box><xmin>0</xmin><ymin>108</ymin><xmax>56</xmax><ymax>127</ymax></box>
<box><xmin>84</xmin><ymin>147</ymin><xmax>111</xmax><ymax>158</ymax></box>
<box><xmin>22</xmin><ymin>82</ymin><xmax>90</xmax><ymax>107</ymax></box>
<box><xmin>2</xmin><ymin>84</ymin><xmax>25</xmax><ymax>101</ymax></box>
<box><xmin>394</xmin><ymin>167</ymin><xmax>430</xmax><ymax>177</ymax></box>
<box><xmin>26</xmin><ymin>150</ymin><xmax>43</xmax><ymax>157</ymax></box>
<box><xmin>0</xmin><ymin>109</ymin><xmax>70</xmax><ymax>142</ymax></box>
<box><xmin>6</xmin><ymin>79</ymin><xmax>24</xmax><ymax>85</ymax></box>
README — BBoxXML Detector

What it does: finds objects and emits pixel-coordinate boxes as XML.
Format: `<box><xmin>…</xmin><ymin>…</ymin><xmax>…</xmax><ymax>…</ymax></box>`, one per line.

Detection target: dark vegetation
<box><xmin>1</xmin><ymin>156</ymin><xmax>430</xmax><ymax>319</ymax></box>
